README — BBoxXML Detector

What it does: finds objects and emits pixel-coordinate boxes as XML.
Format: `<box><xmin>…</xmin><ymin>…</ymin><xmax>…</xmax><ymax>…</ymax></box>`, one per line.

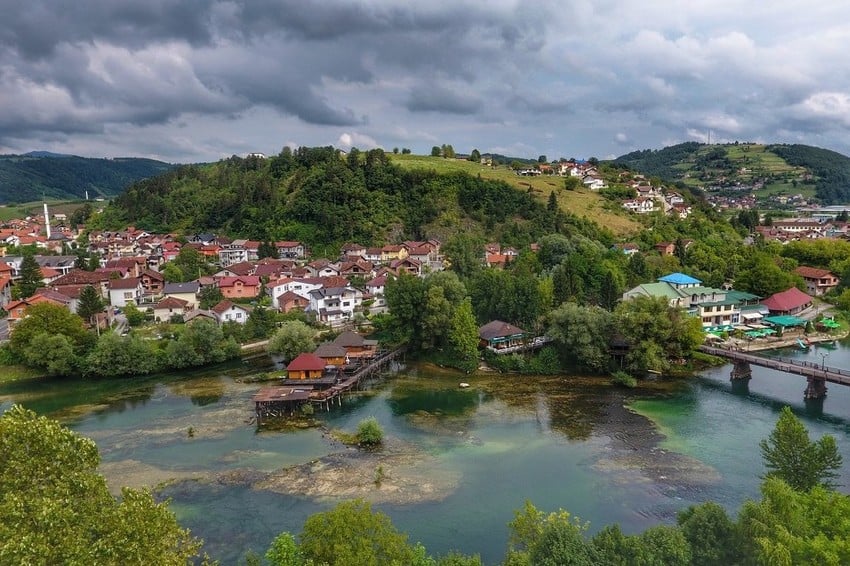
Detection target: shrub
<box><xmin>611</xmin><ymin>371</ymin><xmax>637</xmax><ymax>388</ymax></box>
<box><xmin>357</xmin><ymin>417</ymin><xmax>384</xmax><ymax>446</ymax></box>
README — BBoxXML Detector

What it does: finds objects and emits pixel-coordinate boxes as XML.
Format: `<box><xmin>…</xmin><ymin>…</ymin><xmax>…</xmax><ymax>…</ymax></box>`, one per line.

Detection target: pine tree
<box><xmin>77</xmin><ymin>285</ymin><xmax>104</xmax><ymax>325</ymax></box>
<box><xmin>14</xmin><ymin>253</ymin><xmax>43</xmax><ymax>300</ymax></box>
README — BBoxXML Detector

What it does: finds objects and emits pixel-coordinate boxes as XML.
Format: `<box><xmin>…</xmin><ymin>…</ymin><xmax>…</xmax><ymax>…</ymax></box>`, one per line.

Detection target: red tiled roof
<box><xmin>155</xmin><ymin>297</ymin><xmax>189</xmax><ymax>309</ymax></box>
<box><xmin>286</xmin><ymin>353</ymin><xmax>326</xmax><ymax>371</ymax></box>
<box><xmin>794</xmin><ymin>266</ymin><xmax>834</xmax><ymax>279</ymax></box>
<box><xmin>761</xmin><ymin>287</ymin><xmax>812</xmax><ymax>312</ymax></box>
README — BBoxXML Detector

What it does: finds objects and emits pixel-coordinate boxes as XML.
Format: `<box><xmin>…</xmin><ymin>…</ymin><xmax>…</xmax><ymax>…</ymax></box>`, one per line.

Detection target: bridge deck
<box><xmin>699</xmin><ymin>345</ymin><xmax>850</xmax><ymax>386</ymax></box>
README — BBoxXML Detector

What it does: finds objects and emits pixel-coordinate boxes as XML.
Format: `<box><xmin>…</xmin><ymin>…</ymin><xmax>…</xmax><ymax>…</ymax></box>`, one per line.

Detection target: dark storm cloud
<box><xmin>407</xmin><ymin>84</ymin><xmax>482</xmax><ymax>115</ymax></box>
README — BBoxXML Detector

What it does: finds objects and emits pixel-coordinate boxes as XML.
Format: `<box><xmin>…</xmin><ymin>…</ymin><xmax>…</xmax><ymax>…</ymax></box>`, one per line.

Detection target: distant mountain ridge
<box><xmin>612</xmin><ymin>142</ymin><xmax>850</xmax><ymax>204</ymax></box>
<box><xmin>0</xmin><ymin>153</ymin><xmax>176</xmax><ymax>204</ymax></box>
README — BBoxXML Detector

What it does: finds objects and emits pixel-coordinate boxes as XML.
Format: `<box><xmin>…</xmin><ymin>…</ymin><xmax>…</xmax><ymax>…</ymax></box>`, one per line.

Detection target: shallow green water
<box><xmin>3</xmin><ymin>346</ymin><xmax>850</xmax><ymax>565</ymax></box>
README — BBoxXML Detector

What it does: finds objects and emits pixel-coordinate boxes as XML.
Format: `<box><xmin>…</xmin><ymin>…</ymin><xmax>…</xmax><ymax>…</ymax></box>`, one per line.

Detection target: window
<box><xmin>124</xmin><ymin>292</ymin><xmax>133</xmax><ymax>299</ymax></box>
<box><xmin>236</xmin><ymin>313</ymin><xmax>242</xmax><ymax>319</ymax></box>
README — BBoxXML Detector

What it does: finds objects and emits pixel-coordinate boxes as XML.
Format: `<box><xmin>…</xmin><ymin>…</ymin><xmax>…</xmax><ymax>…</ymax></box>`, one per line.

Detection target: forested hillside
<box><xmin>614</xmin><ymin>142</ymin><xmax>850</xmax><ymax>203</ymax></box>
<box><xmin>767</xmin><ymin>144</ymin><xmax>850</xmax><ymax>203</ymax></box>
<box><xmin>94</xmin><ymin>147</ymin><xmax>610</xmax><ymax>256</ymax></box>
<box><xmin>0</xmin><ymin>154</ymin><xmax>175</xmax><ymax>203</ymax></box>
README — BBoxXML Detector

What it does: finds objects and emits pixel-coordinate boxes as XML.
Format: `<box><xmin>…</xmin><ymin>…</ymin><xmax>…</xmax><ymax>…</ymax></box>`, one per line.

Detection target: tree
<box><xmin>0</xmin><ymin>405</ymin><xmax>204</xmax><ymax>564</ymax></box>
<box><xmin>123</xmin><ymin>302</ymin><xmax>146</xmax><ymax>326</ymax></box>
<box><xmin>299</xmin><ymin>499</ymin><xmax>417</xmax><ymax>566</ymax></box>
<box><xmin>87</xmin><ymin>253</ymin><xmax>101</xmax><ymax>271</ymax></box>
<box><xmin>198</xmin><ymin>285</ymin><xmax>224</xmax><ymax>310</ymax></box>
<box><xmin>161</xmin><ymin>262</ymin><xmax>184</xmax><ymax>283</ymax></box>
<box><xmin>538</xmin><ymin>155</ymin><xmax>547</xmax><ymax>163</ymax></box>
<box><xmin>267</xmin><ymin>321</ymin><xmax>316</xmax><ymax>360</ymax></box>
<box><xmin>266</xmin><ymin>532</ymin><xmax>308</xmax><ymax>566</ymax></box>
<box><xmin>676</xmin><ymin>502</ymin><xmax>741</xmax><ymax>566</ymax></box>
<box><xmin>258</xmin><ymin>241</ymin><xmax>278</xmax><ymax>259</ymax></box>
<box><xmin>77</xmin><ymin>285</ymin><xmax>104</xmax><ymax>325</ymax></box>
<box><xmin>529</xmin><ymin>520</ymin><xmax>599</xmax><ymax>566</ymax></box>
<box><xmin>165</xmin><ymin>319</ymin><xmax>240</xmax><ymax>369</ymax></box>
<box><xmin>431</xmin><ymin>146</ymin><xmax>442</xmax><ymax>157</ymax></box>
<box><xmin>547</xmin><ymin>191</ymin><xmax>557</xmax><ymax>212</ymax></box>
<box><xmin>13</xmin><ymin>252</ymin><xmax>42</xmax><ymax>299</ymax></box>
<box><xmin>548</xmin><ymin>303</ymin><xmax>614</xmax><ymax>373</ymax></box>
<box><xmin>469</xmin><ymin>149</ymin><xmax>481</xmax><ymax>162</ymax></box>
<box><xmin>614</xmin><ymin>296</ymin><xmax>704</xmax><ymax>374</ymax></box>
<box><xmin>442</xmin><ymin>234</ymin><xmax>484</xmax><ymax>280</ymax></box>
<box><xmin>9</xmin><ymin>302</ymin><xmax>94</xmax><ymax>366</ymax></box>
<box><xmin>244</xmin><ymin>305</ymin><xmax>277</xmax><ymax>340</ymax></box>
<box><xmin>356</xmin><ymin>417</ymin><xmax>384</xmax><ymax>446</ymax></box>
<box><xmin>85</xmin><ymin>333</ymin><xmax>161</xmax><ymax>377</ymax></box>
<box><xmin>738</xmin><ymin>477</ymin><xmax>850</xmax><ymax>565</ymax></box>
<box><xmin>448</xmin><ymin>299</ymin><xmax>479</xmax><ymax>372</ymax></box>
<box><xmin>564</xmin><ymin>177</ymin><xmax>582</xmax><ymax>191</ymax></box>
<box><xmin>759</xmin><ymin>406</ymin><xmax>843</xmax><ymax>491</ymax></box>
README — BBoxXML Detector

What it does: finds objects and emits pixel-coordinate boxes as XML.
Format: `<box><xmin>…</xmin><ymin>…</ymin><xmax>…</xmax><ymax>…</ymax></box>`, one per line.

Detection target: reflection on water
<box><xmin>3</xmin><ymin>347</ymin><xmax>850</xmax><ymax>565</ymax></box>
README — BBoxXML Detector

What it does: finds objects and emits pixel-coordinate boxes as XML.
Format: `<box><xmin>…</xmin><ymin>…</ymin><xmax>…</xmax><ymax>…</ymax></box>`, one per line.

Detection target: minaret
<box><xmin>43</xmin><ymin>202</ymin><xmax>51</xmax><ymax>239</ymax></box>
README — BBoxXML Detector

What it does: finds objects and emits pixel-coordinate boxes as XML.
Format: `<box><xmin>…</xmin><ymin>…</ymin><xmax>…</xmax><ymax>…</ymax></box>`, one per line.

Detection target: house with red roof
<box><xmin>108</xmin><ymin>277</ymin><xmax>142</xmax><ymax>307</ymax></box>
<box><xmin>153</xmin><ymin>296</ymin><xmax>190</xmax><ymax>322</ymax></box>
<box><xmin>0</xmin><ymin>275</ymin><xmax>11</xmax><ymax>309</ymax></box>
<box><xmin>218</xmin><ymin>275</ymin><xmax>261</xmax><ymax>299</ymax></box>
<box><xmin>761</xmin><ymin>287</ymin><xmax>813</xmax><ymax>316</ymax></box>
<box><xmin>211</xmin><ymin>300</ymin><xmax>252</xmax><ymax>324</ymax></box>
<box><xmin>286</xmin><ymin>353</ymin><xmax>326</xmax><ymax>380</ymax></box>
<box><xmin>793</xmin><ymin>266</ymin><xmax>839</xmax><ymax>296</ymax></box>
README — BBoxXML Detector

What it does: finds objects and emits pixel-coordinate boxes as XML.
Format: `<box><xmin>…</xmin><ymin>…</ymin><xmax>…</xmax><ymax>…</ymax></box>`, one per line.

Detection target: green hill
<box><xmin>0</xmin><ymin>154</ymin><xmax>176</xmax><ymax>204</ymax></box>
<box><xmin>613</xmin><ymin>142</ymin><xmax>850</xmax><ymax>204</ymax></box>
<box><xmin>93</xmin><ymin>148</ymin><xmax>614</xmax><ymax>256</ymax></box>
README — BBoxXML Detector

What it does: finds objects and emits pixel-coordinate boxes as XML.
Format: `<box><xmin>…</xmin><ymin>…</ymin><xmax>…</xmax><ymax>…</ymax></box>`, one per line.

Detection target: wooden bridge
<box><xmin>699</xmin><ymin>344</ymin><xmax>850</xmax><ymax>399</ymax></box>
<box><xmin>253</xmin><ymin>347</ymin><xmax>405</xmax><ymax>420</ymax></box>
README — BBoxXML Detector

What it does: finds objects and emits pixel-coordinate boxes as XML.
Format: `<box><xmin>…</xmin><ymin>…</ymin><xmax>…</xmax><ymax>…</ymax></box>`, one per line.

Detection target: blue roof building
<box><xmin>658</xmin><ymin>272</ymin><xmax>702</xmax><ymax>288</ymax></box>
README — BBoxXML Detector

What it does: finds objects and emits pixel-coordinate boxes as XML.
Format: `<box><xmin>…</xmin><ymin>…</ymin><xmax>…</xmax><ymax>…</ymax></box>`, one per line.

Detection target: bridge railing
<box><xmin>700</xmin><ymin>345</ymin><xmax>850</xmax><ymax>377</ymax></box>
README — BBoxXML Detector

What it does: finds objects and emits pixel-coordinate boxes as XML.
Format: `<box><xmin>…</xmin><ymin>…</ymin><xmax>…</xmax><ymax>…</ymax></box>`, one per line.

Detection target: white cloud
<box><xmin>337</xmin><ymin>132</ymin><xmax>381</xmax><ymax>150</ymax></box>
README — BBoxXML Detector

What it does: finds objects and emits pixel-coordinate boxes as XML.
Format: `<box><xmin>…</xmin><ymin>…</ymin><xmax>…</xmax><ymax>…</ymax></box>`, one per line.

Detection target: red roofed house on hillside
<box><xmin>286</xmin><ymin>353</ymin><xmax>326</xmax><ymax>380</ymax></box>
<box><xmin>793</xmin><ymin>266</ymin><xmax>839</xmax><ymax>296</ymax></box>
<box><xmin>218</xmin><ymin>275</ymin><xmax>261</xmax><ymax>299</ymax></box>
<box><xmin>761</xmin><ymin>287</ymin><xmax>813</xmax><ymax>316</ymax></box>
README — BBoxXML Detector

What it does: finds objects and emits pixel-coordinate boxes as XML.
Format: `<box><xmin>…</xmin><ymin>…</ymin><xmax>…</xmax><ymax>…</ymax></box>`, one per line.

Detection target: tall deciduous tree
<box><xmin>267</xmin><ymin>321</ymin><xmax>316</xmax><ymax>360</ymax></box>
<box><xmin>299</xmin><ymin>499</ymin><xmax>417</xmax><ymax>566</ymax></box>
<box><xmin>0</xmin><ymin>405</ymin><xmax>204</xmax><ymax>564</ymax></box>
<box><xmin>548</xmin><ymin>302</ymin><xmax>614</xmax><ymax>373</ymax></box>
<box><xmin>9</xmin><ymin>302</ymin><xmax>94</xmax><ymax>368</ymax></box>
<box><xmin>449</xmin><ymin>299</ymin><xmax>479</xmax><ymax>372</ymax></box>
<box><xmin>759</xmin><ymin>406</ymin><xmax>842</xmax><ymax>491</ymax></box>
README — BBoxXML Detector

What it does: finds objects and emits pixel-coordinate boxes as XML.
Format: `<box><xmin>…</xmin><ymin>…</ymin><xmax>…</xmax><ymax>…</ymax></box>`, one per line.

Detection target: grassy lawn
<box><xmin>0</xmin><ymin>364</ymin><xmax>46</xmax><ymax>383</ymax></box>
<box><xmin>0</xmin><ymin>199</ymin><xmax>90</xmax><ymax>221</ymax></box>
<box><xmin>390</xmin><ymin>154</ymin><xmax>640</xmax><ymax>237</ymax></box>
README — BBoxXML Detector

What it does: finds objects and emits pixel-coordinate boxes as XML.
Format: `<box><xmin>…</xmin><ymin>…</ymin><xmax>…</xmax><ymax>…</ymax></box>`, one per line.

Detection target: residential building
<box><xmin>793</xmin><ymin>266</ymin><xmax>839</xmax><ymax>296</ymax></box>
<box><xmin>478</xmin><ymin>320</ymin><xmax>528</xmax><ymax>351</ymax></box>
<box><xmin>286</xmin><ymin>353</ymin><xmax>327</xmax><ymax>380</ymax></box>
<box><xmin>307</xmin><ymin>286</ymin><xmax>363</xmax><ymax>327</ymax></box>
<box><xmin>218</xmin><ymin>275</ymin><xmax>261</xmax><ymax>299</ymax></box>
<box><xmin>761</xmin><ymin>287</ymin><xmax>813</xmax><ymax>316</ymax></box>
<box><xmin>211</xmin><ymin>300</ymin><xmax>252</xmax><ymax>324</ymax></box>
<box><xmin>108</xmin><ymin>277</ymin><xmax>142</xmax><ymax>307</ymax></box>
<box><xmin>163</xmin><ymin>281</ymin><xmax>199</xmax><ymax>309</ymax></box>
<box><xmin>153</xmin><ymin>296</ymin><xmax>190</xmax><ymax>322</ymax></box>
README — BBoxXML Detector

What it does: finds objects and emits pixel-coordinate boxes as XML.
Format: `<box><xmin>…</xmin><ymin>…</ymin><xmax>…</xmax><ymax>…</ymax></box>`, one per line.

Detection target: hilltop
<box><xmin>0</xmin><ymin>153</ymin><xmax>176</xmax><ymax>204</ymax></box>
<box><xmin>92</xmin><ymin>148</ymin><xmax>619</xmax><ymax>256</ymax></box>
<box><xmin>613</xmin><ymin>142</ymin><xmax>850</xmax><ymax>204</ymax></box>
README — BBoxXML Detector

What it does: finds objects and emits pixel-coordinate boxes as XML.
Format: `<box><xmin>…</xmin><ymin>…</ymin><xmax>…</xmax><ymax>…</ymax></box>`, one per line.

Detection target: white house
<box><xmin>268</xmin><ymin>277</ymin><xmax>324</xmax><ymax>309</ymax></box>
<box><xmin>211</xmin><ymin>300</ymin><xmax>252</xmax><ymax>324</ymax></box>
<box><xmin>108</xmin><ymin>277</ymin><xmax>142</xmax><ymax>307</ymax></box>
<box><xmin>623</xmin><ymin>198</ymin><xmax>655</xmax><ymax>214</ymax></box>
<box><xmin>307</xmin><ymin>286</ymin><xmax>363</xmax><ymax>327</ymax></box>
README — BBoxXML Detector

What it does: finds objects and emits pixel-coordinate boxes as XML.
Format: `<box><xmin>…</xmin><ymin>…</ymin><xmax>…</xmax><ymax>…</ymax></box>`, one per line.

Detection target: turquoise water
<box><xmin>3</xmin><ymin>345</ymin><xmax>850</xmax><ymax>565</ymax></box>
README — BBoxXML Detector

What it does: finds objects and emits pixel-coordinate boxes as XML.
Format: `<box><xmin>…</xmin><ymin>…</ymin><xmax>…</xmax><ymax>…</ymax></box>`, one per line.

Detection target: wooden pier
<box><xmin>253</xmin><ymin>347</ymin><xmax>405</xmax><ymax>420</ymax></box>
<box><xmin>699</xmin><ymin>344</ymin><xmax>850</xmax><ymax>399</ymax></box>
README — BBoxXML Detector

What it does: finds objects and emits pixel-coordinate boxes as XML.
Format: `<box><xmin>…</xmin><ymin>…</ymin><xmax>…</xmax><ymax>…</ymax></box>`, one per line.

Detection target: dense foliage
<box><xmin>612</xmin><ymin>142</ymin><xmax>704</xmax><ymax>180</ymax></box>
<box><xmin>768</xmin><ymin>143</ymin><xmax>850</xmax><ymax>203</ymax></box>
<box><xmin>94</xmin><ymin>147</ymin><xmax>608</xmax><ymax>256</ymax></box>
<box><xmin>0</xmin><ymin>154</ymin><xmax>174</xmax><ymax>203</ymax></box>
<box><xmin>0</xmin><ymin>405</ymin><xmax>204</xmax><ymax>564</ymax></box>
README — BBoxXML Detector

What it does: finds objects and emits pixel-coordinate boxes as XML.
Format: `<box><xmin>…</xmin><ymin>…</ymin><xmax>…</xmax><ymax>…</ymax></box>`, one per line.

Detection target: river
<box><xmin>2</xmin><ymin>342</ymin><xmax>850</xmax><ymax>565</ymax></box>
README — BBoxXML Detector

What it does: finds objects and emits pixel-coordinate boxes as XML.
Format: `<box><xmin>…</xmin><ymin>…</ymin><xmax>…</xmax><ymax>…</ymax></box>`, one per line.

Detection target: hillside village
<box><xmin>0</xmin><ymin>204</ymin><xmax>843</xmax><ymax>350</ymax></box>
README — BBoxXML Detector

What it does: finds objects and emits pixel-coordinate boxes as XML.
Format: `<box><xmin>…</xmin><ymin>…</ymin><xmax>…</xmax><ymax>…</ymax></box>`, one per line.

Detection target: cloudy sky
<box><xmin>2</xmin><ymin>1</ymin><xmax>850</xmax><ymax>163</ymax></box>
